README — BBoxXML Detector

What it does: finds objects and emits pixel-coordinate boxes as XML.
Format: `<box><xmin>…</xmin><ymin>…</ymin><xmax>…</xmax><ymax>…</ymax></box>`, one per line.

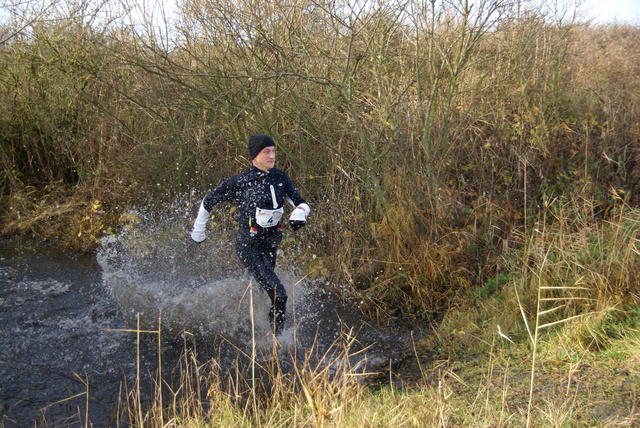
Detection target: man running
<box><xmin>190</xmin><ymin>134</ymin><xmax>310</xmax><ymax>335</ymax></box>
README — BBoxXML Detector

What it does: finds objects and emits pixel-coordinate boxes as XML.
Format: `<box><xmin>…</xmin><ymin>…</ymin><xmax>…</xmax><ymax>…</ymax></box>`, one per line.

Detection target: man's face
<box><xmin>252</xmin><ymin>146</ymin><xmax>276</xmax><ymax>171</ymax></box>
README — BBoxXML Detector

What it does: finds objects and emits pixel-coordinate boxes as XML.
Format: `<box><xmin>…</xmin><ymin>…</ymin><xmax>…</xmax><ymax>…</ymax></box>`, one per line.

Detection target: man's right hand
<box><xmin>191</xmin><ymin>201</ymin><xmax>210</xmax><ymax>243</ymax></box>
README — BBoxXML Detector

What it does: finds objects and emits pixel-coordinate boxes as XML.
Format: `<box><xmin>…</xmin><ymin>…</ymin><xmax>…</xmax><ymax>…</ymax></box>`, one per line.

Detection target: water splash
<box><xmin>97</xmin><ymin>203</ymin><xmax>414</xmax><ymax>382</ymax></box>
<box><xmin>97</xmin><ymin>208</ymin><xmax>318</xmax><ymax>343</ymax></box>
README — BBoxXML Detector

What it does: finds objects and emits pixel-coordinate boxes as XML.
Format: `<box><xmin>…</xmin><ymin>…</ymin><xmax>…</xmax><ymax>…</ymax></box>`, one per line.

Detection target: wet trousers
<box><xmin>235</xmin><ymin>228</ymin><xmax>287</xmax><ymax>334</ymax></box>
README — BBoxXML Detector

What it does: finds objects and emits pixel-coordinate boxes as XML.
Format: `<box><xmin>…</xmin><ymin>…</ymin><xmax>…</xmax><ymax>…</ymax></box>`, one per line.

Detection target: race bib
<box><xmin>255</xmin><ymin>207</ymin><xmax>284</xmax><ymax>228</ymax></box>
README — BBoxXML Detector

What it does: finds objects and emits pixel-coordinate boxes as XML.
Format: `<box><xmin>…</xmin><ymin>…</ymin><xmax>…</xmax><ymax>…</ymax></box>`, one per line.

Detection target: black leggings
<box><xmin>236</xmin><ymin>229</ymin><xmax>287</xmax><ymax>332</ymax></box>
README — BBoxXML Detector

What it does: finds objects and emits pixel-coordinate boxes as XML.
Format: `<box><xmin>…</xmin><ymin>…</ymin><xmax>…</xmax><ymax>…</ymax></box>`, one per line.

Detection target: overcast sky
<box><xmin>583</xmin><ymin>0</ymin><xmax>640</xmax><ymax>23</ymax></box>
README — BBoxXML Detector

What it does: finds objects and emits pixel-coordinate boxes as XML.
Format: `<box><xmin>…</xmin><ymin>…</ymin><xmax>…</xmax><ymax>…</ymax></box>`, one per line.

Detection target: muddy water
<box><xmin>0</xmin><ymin>241</ymin><xmax>143</xmax><ymax>426</ymax></box>
<box><xmin>1</xmin><ymin>227</ymin><xmax>414</xmax><ymax>426</ymax></box>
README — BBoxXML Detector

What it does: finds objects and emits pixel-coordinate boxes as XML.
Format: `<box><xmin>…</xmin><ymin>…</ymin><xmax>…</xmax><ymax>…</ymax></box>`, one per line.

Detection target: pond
<box><xmin>0</xmin><ymin>227</ymin><xmax>415</xmax><ymax>426</ymax></box>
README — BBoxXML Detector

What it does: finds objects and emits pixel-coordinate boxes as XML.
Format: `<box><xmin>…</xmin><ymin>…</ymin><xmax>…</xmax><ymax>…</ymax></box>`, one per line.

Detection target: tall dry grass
<box><xmin>109</xmin><ymin>287</ymin><xmax>638</xmax><ymax>427</ymax></box>
<box><xmin>430</xmin><ymin>190</ymin><xmax>640</xmax><ymax>349</ymax></box>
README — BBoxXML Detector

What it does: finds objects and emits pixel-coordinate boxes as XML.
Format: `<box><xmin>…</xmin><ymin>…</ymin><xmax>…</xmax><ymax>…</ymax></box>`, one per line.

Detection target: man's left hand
<box><xmin>289</xmin><ymin>203</ymin><xmax>310</xmax><ymax>231</ymax></box>
<box><xmin>290</xmin><ymin>220</ymin><xmax>306</xmax><ymax>231</ymax></box>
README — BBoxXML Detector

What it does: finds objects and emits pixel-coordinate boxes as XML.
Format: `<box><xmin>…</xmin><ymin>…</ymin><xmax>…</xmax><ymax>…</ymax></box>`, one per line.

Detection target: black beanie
<box><xmin>248</xmin><ymin>134</ymin><xmax>275</xmax><ymax>160</ymax></box>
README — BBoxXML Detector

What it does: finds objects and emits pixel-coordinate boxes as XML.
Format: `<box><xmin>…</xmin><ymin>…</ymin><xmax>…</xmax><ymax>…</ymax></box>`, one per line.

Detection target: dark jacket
<box><xmin>202</xmin><ymin>166</ymin><xmax>306</xmax><ymax>234</ymax></box>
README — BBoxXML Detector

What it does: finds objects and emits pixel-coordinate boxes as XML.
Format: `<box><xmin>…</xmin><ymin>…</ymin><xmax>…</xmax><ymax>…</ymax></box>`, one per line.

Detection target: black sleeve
<box><xmin>284</xmin><ymin>173</ymin><xmax>306</xmax><ymax>207</ymax></box>
<box><xmin>202</xmin><ymin>174</ymin><xmax>240</xmax><ymax>212</ymax></box>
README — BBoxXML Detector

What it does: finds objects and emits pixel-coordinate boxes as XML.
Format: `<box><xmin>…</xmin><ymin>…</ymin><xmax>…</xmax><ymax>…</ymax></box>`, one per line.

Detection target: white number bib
<box><xmin>255</xmin><ymin>207</ymin><xmax>284</xmax><ymax>228</ymax></box>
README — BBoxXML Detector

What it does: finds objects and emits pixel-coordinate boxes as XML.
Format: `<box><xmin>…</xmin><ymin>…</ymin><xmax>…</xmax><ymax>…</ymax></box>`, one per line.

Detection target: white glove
<box><xmin>289</xmin><ymin>203</ymin><xmax>310</xmax><ymax>231</ymax></box>
<box><xmin>190</xmin><ymin>202</ymin><xmax>210</xmax><ymax>243</ymax></box>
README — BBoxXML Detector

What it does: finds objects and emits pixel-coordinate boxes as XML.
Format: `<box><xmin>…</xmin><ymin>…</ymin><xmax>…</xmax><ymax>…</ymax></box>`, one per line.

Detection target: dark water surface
<box><xmin>0</xmin><ymin>238</ymin><xmax>415</xmax><ymax>427</ymax></box>
<box><xmin>0</xmin><ymin>241</ymin><xmax>143</xmax><ymax>426</ymax></box>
